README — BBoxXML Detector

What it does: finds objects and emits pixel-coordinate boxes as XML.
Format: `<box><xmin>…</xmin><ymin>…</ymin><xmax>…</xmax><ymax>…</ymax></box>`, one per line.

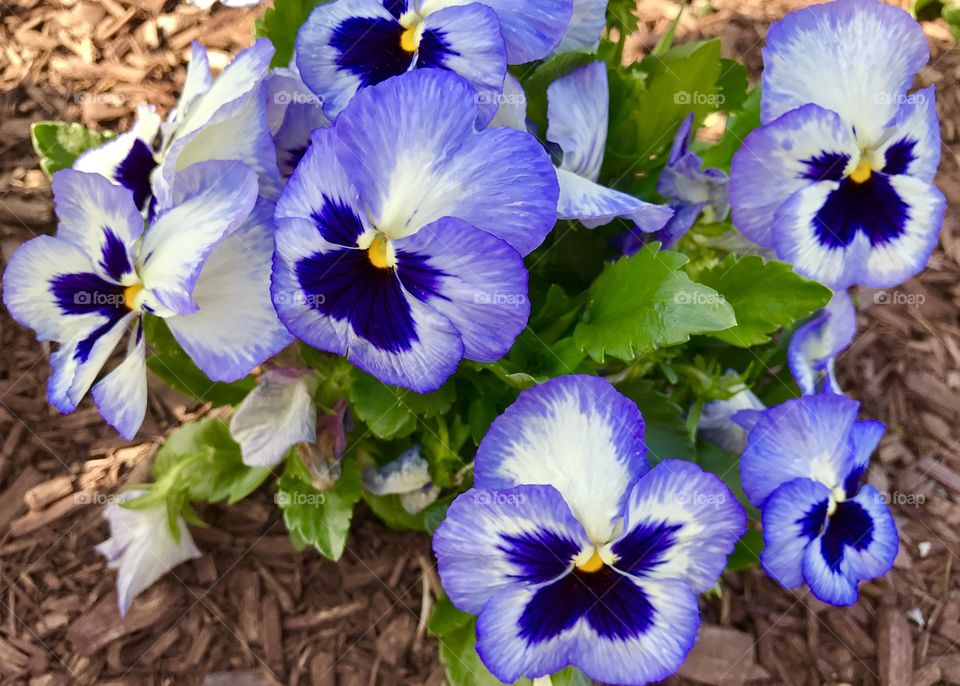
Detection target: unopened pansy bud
<box><xmin>364</xmin><ymin>446</ymin><xmax>439</xmax><ymax>515</ymax></box>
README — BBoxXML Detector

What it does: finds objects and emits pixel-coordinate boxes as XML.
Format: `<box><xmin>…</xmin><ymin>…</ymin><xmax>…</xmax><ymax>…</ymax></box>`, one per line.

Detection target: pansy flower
<box><xmin>739</xmin><ymin>394</ymin><xmax>897</xmax><ymax>606</ymax></box>
<box><xmin>295</xmin><ymin>0</ymin><xmax>573</xmax><ymax>123</ymax></box>
<box><xmin>433</xmin><ymin>376</ymin><xmax>746</xmax><ymax>684</ymax></box>
<box><xmin>271</xmin><ymin>69</ymin><xmax>558</xmax><ymax>392</ymax></box>
<box><xmin>698</xmin><ymin>376</ymin><xmax>765</xmax><ymax>455</ymax></box>
<box><xmin>549</xmin><ymin>62</ymin><xmax>673</xmax><ymax>231</ymax></box>
<box><xmin>788</xmin><ymin>290</ymin><xmax>857</xmax><ymax>395</ymax></box>
<box><xmin>3</xmin><ymin>163</ymin><xmax>291</xmax><ymax>439</ymax></box>
<box><xmin>730</xmin><ymin>0</ymin><xmax>945</xmax><ymax>289</ymax></box>
<box><xmin>75</xmin><ymin>40</ymin><xmax>281</xmax><ymax>211</ymax></box>
<box><xmin>655</xmin><ymin>113</ymin><xmax>730</xmax><ymax>248</ymax></box>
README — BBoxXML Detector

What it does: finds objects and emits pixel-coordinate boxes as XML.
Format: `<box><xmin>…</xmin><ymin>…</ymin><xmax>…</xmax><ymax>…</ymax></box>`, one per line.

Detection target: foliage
<box><xmin>31</xmin><ymin>122</ymin><xmax>113</xmax><ymax>177</ymax></box>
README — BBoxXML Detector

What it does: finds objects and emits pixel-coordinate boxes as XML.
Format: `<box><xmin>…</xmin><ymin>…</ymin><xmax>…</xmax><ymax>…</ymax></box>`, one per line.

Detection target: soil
<box><xmin>1</xmin><ymin>1</ymin><xmax>958</xmax><ymax>684</ymax></box>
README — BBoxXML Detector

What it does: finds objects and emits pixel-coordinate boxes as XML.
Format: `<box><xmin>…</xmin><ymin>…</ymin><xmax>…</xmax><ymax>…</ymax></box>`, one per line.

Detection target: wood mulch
<box><xmin>1</xmin><ymin>0</ymin><xmax>958</xmax><ymax>684</ymax></box>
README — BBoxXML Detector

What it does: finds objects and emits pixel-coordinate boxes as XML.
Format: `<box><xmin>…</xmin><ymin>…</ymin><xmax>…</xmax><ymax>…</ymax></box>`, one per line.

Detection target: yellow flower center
<box><xmin>576</xmin><ymin>549</ymin><xmax>605</xmax><ymax>573</ymax></box>
<box><xmin>848</xmin><ymin>159</ymin><xmax>872</xmax><ymax>184</ymax></box>
<box><xmin>367</xmin><ymin>233</ymin><xmax>394</xmax><ymax>269</ymax></box>
<box><xmin>123</xmin><ymin>283</ymin><xmax>143</xmax><ymax>310</ymax></box>
<box><xmin>400</xmin><ymin>24</ymin><xmax>420</xmax><ymax>53</ymax></box>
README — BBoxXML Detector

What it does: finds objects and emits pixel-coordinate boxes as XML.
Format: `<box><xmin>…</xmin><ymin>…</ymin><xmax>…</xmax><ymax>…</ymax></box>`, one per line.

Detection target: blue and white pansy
<box><xmin>74</xmin><ymin>40</ymin><xmax>281</xmax><ymax>211</ymax></box>
<box><xmin>296</xmin><ymin>0</ymin><xmax>573</xmax><ymax>123</ymax></box>
<box><xmin>548</xmin><ymin>62</ymin><xmax>673</xmax><ymax>231</ymax></box>
<box><xmin>788</xmin><ymin>290</ymin><xmax>857</xmax><ymax>395</ymax></box>
<box><xmin>2</xmin><ymin>163</ymin><xmax>291</xmax><ymax>439</ymax></box>
<box><xmin>738</xmin><ymin>394</ymin><xmax>897</xmax><ymax>606</ymax></box>
<box><xmin>271</xmin><ymin>69</ymin><xmax>558</xmax><ymax>392</ymax></box>
<box><xmin>434</xmin><ymin>376</ymin><xmax>746</xmax><ymax>684</ymax></box>
<box><xmin>730</xmin><ymin>0</ymin><xmax>945</xmax><ymax>290</ymax></box>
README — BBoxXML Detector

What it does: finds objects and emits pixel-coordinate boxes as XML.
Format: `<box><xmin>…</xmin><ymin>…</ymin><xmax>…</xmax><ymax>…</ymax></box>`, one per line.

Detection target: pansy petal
<box><xmin>610</xmin><ymin>460</ymin><xmax>746</xmax><ymax>593</ymax></box>
<box><xmin>2</xmin><ymin>236</ymin><xmax>102</xmax><ymax>342</ymax></box>
<box><xmin>364</xmin><ymin>445</ymin><xmax>432</xmax><ymax>495</ymax></box>
<box><xmin>421</xmin><ymin>0</ymin><xmax>572</xmax><ymax>64</ymax></box>
<box><xmin>273</xmin><ymin>87</ymin><xmax>330</xmax><ymax>178</ymax></box>
<box><xmin>276</xmin><ymin>127</ymin><xmax>369</xmax><ymax>247</ymax></box>
<box><xmin>418</xmin><ymin>3</ymin><xmax>507</xmax><ymax>126</ymax></box>
<box><xmin>230</xmin><ymin>369</ymin><xmax>320</xmax><ymax>468</ymax></box>
<box><xmin>556</xmin><ymin>0</ymin><xmax>607</xmax><ymax>52</ymax></box>
<box><xmin>844</xmin><ymin>419</ymin><xmax>885</xmax><ymax>497</ymax></box>
<box><xmin>489</xmin><ymin>73</ymin><xmax>528</xmax><ymax>130</ymax></box>
<box><xmin>759</xmin><ymin>477</ymin><xmax>831</xmax><ymax>589</ymax></box>
<box><xmin>178</xmin><ymin>42</ymin><xmax>213</xmax><ymax>125</ymax></box>
<box><xmin>141</xmin><ymin>161</ymin><xmax>259</xmax><ymax>315</ymax></box>
<box><xmin>878</xmin><ymin>85</ymin><xmax>940</xmax><ymax>182</ymax></box>
<box><xmin>730</xmin><ymin>103</ymin><xmax>858</xmax><ymax>248</ymax></box>
<box><xmin>73</xmin><ymin>105</ymin><xmax>161</xmax><ymax>211</ymax></box>
<box><xmin>556</xmin><ymin>168</ymin><xmax>674</xmax><ymax>231</ymax></box>
<box><xmin>840</xmin><ymin>485</ymin><xmax>898</xmax><ymax>583</ymax></box>
<box><xmin>740</xmin><ymin>394</ymin><xmax>860</xmax><ymax>506</ymax></box>
<box><xmin>165</xmin><ymin>200</ymin><xmax>294</xmax><ymax>382</ymax></box>
<box><xmin>392</xmin><ymin>216</ymin><xmax>528</xmax><ymax>362</ymax></box>
<box><xmin>265</xmin><ymin>66</ymin><xmax>322</xmax><ymax>134</ymax></box>
<box><xmin>272</xmin><ymin>220</ymin><xmax>464</xmax><ymax>393</ymax></box>
<box><xmin>48</xmin><ymin>312</ymin><xmax>135</xmax><ymax>414</ymax></box>
<box><xmin>761</xmin><ymin>0</ymin><xmax>929</xmax><ymax>146</ymax></box>
<box><xmin>787</xmin><ymin>289</ymin><xmax>857</xmax><ymax>396</ymax></box>
<box><xmin>296</xmin><ymin>0</ymin><xmax>412</xmax><ymax>119</ymax></box>
<box><xmin>433</xmin><ymin>483</ymin><xmax>590</xmax><ymax>615</ymax></box>
<box><xmin>475</xmin><ymin>573</ymin><xmax>698</xmax><ymax>685</ymax></box>
<box><xmin>474</xmin><ymin>375</ymin><xmax>648</xmax><ymax>542</ymax></box>
<box><xmin>698</xmin><ymin>383</ymin><xmax>766</xmax><ymax>456</ymax></box>
<box><xmin>335</xmin><ymin>69</ymin><xmax>558</xmax><ymax>255</ymax></box>
<box><xmin>772</xmin><ymin>173</ymin><xmax>945</xmax><ymax>289</ymax></box>
<box><xmin>547</xmin><ymin>61</ymin><xmax>607</xmax><ymax>181</ymax></box>
<box><xmin>92</xmin><ymin>324</ymin><xmax>147</xmax><ymax>440</ymax></box>
<box><xmin>159</xmin><ymin>40</ymin><xmax>281</xmax><ymax>204</ymax></box>
<box><xmin>51</xmin><ymin>170</ymin><xmax>143</xmax><ymax>283</ymax></box>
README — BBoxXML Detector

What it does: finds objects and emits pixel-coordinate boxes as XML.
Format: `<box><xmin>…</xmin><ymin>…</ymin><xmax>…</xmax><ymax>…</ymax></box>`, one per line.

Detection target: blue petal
<box><xmin>141</xmin><ymin>161</ymin><xmax>259</xmax><ymax>316</ymax></box>
<box><xmin>433</xmin><ymin>483</ymin><xmax>589</xmax><ymax>615</ymax></box>
<box><xmin>547</xmin><ymin>61</ymin><xmax>607</xmax><ymax>181</ymax></box>
<box><xmin>434</xmin><ymin>0</ymin><xmax>573</xmax><ymax>64</ymax></box>
<box><xmin>611</xmin><ymin>460</ymin><xmax>747</xmax><ymax>593</ymax></box>
<box><xmin>489</xmin><ymin>73</ymin><xmax>528</xmax><ymax>130</ymax></box>
<box><xmin>274</xmin><ymin>101</ymin><xmax>331</xmax><ymax>178</ymax></box>
<box><xmin>475</xmin><ymin>574</ymin><xmax>699</xmax><ymax>684</ymax></box>
<box><xmin>730</xmin><ymin>103</ymin><xmax>857</xmax><ymax>249</ymax></box>
<box><xmin>772</xmin><ymin>170</ymin><xmax>945</xmax><ymax>289</ymax></box>
<box><xmin>758</xmin><ymin>477</ymin><xmax>831</xmax><ymax>589</ymax></box>
<box><xmin>839</xmin><ymin>485</ymin><xmax>898</xmax><ymax>583</ymax></box>
<box><xmin>474</xmin><ymin>375</ymin><xmax>648</xmax><ymax>542</ymax></box>
<box><xmin>658</xmin><ymin>113</ymin><xmax>729</xmax><ymax>220</ymax></box>
<box><xmin>92</xmin><ymin>321</ymin><xmax>148</xmax><ymax>440</ymax></box>
<box><xmin>844</xmin><ymin>419</ymin><xmax>885</xmax><ymax>497</ymax></box>
<box><xmin>787</xmin><ymin>290</ymin><xmax>857</xmax><ymax>396</ymax></box>
<box><xmin>418</xmin><ymin>4</ymin><xmax>507</xmax><ymax>127</ymax></box>
<box><xmin>761</xmin><ymin>0</ymin><xmax>928</xmax><ymax>146</ymax></box>
<box><xmin>740</xmin><ymin>394</ymin><xmax>861</xmax><ymax>506</ymax></box>
<box><xmin>392</xmin><ymin>216</ymin><xmax>529</xmax><ymax>362</ymax></box>
<box><xmin>165</xmin><ymin>200</ymin><xmax>293</xmax><ymax>382</ymax></box>
<box><xmin>556</xmin><ymin>168</ymin><xmax>673</xmax><ymax>231</ymax></box>
<box><xmin>555</xmin><ymin>0</ymin><xmax>608</xmax><ymax>53</ymax></box>
<box><xmin>335</xmin><ymin>69</ymin><xmax>558</xmax><ymax>255</ymax></box>
<box><xmin>878</xmin><ymin>85</ymin><xmax>939</xmax><ymax>182</ymax></box>
<box><xmin>698</xmin><ymin>382</ymin><xmax>766</xmax><ymax>454</ymax></box>
<box><xmin>51</xmin><ymin>170</ymin><xmax>144</xmax><ymax>284</ymax></box>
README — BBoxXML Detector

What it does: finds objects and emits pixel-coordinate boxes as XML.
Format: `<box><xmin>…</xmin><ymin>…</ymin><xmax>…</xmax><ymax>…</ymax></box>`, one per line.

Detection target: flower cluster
<box><xmin>3</xmin><ymin>0</ymin><xmax>931</xmax><ymax>680</ymax></box>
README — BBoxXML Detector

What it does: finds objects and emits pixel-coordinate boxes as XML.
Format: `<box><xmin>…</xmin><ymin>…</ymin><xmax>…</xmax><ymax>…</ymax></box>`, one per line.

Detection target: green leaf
<box><xmin>31</xmin><ymin>121</ymin><xmax>113</xmax><ymax>177</ymax></box>
<box><xmin>362</xmin><ymin>491</ymin><xmax>428</xmax><ymax>531</ymax></box>
<box><xmin>698</xmin><ymin>255</ymin><xmax>832</xmax><ymax>347</ymax></box>
<box><xmin>276</xmin><ymin>456</ymin><xmax>362</xmax><ymax>560</ymax></box>
<box><xmin>696</xmin><ymin>441</ymin><xmax>758</xmax><ymax>519</ymax></box>
<box><xmin>255</xmin><ymin>0</ymin><xmax>328</xmax><ymax>67</ymax></box>
<box><xmin>715</xmin><ymin>59</ymin><xmax>748</xmax><ymax>112</ymax></box>
<box><xmin>573</xmin><ymin>244</ymin><xmax>736</xmax><ymax>362</ymax></box>
<box><xmin>699</xmin><ymin>86</ymin><xmax>761</xmax><ymax>171</ymax></box>
<box><xmin>428</xmin><ymin>595</ymin><xmax>473</xmax><ymax>637</ymax></box>
<box><xmin>518</xmin><ymin>51</ymin><xmax>597</xmax><ymax>134</ymax></box>
<box><xmin>618</xmin><ymin>381</ymin><xmax>696</xmax><ymax>463</ymax></box>
<box><xmin>606</xmin><ymin>0</ymin><xmax>640</xmax><ymax>35</ymax></box>
<box><xmin>153</xmin><ymin>419</ymin><xmax>272</xmax><ymax>505</ymax></box>
<box><xmin>348</xmin><ymin>369</ymin><xmax>455</xmax><ymax>439</ymax></box>
<box><xmin>551</xmin><ymin>667</ymin><xmax>593</xmax><ymax>686</ymax></box>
